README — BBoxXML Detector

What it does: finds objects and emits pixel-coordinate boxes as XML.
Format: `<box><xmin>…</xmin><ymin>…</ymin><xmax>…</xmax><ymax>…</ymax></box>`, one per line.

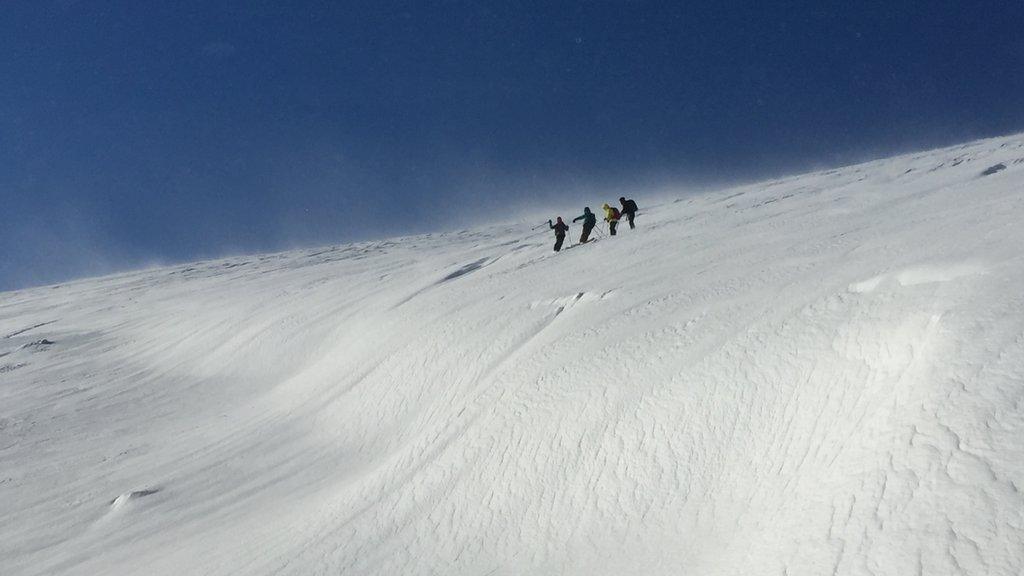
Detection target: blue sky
<box><xmin>2</xmin><ymin>1</ymin><xmax>1023</xmax><ymax>291</ymax></box>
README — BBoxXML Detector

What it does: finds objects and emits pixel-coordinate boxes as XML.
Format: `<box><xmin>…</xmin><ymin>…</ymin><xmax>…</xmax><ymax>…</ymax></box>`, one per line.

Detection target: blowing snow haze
<box><xmin>2</xmin><ymin>2</ymin><xmax>1024</xmax><ymax>290</ymax></box>
<box><xmin>3</xmin><ymin>3</ymin><xmax>1024</xmax><ymax>576</ymax></box>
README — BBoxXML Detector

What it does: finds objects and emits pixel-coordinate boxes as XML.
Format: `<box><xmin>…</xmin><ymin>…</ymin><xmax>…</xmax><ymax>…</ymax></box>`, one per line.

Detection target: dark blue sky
<box><xmin>3</xmin><ymin>1</ymin><xmax>1023</xmax><ymax>291</ymax></box>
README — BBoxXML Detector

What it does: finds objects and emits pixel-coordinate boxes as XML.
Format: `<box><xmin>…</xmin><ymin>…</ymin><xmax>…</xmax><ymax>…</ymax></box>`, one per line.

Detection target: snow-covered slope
<box><xmin>2</xmin><ymin>135</ymin><xmax>1023</xmax><ymax>576</ymax></box>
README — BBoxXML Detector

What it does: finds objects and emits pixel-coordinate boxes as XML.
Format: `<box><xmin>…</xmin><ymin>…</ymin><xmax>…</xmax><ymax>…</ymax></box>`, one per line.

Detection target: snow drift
<box><xmin>2</xmin><ymin>135</ymin><xmax>1023</xmax><ymax>575</ymax></box>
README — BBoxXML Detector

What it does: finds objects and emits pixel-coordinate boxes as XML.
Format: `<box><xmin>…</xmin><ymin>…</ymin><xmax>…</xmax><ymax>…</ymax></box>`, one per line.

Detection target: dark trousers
<box><xmin>609</xmin><ymin>221</ymin><xmax>618</xmax><ymax>236</ymax></box>
<box><xmin>554</xmin><ymin>234</ymin><xmax>565</xmax><ymax>252</ymax></box>
<box><xmin>625</xmin><ymin>212</ymin><xmax>635</xmax><ymax>229</ymax></box>
<box><xmin>580</xmin><ymin>224</ymin><xmax>594</xmax><ymax>243</ymax></box>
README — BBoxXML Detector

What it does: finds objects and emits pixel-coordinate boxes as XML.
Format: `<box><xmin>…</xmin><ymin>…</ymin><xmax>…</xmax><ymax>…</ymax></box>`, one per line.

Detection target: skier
<box><xmin>548</xmin><ymin>217</ymin><xmax>569</xmax><ymax>252</ymax></box>
<box><xmin>619</xmin><ymin>196</ymin><xmax>639</xmax><ymax>229</ymax></box>
<box><xmin>602</xmin><ymin>203</ymin><xmax>621</xmax><ymax>236</ymax></box>
<box><xmin>572</xmin><ymin>207</ymin><xmax>597</xmax><ymax>244</ymax></box>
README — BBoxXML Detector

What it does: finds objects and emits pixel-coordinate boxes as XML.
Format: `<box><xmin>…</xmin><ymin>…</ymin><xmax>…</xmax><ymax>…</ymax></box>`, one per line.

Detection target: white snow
<box><xmin>2</xmin><ymin>134</ymin><xmax>1023</xmax><ymax>575</ymax></box>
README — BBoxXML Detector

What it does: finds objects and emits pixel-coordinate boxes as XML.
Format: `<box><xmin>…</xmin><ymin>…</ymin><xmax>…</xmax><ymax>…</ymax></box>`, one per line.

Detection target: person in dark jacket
<box><xmin>619</xmin><ymin>197</ymin><xmax>639</xmax><ymax>229</ymax></box>
<box><xmin>572</xmin><ymin>207</ymin><xmax>597</xmax><ymax>243</ymax></box>
<box><xmin>548</xmin><ymin>217</ymin><xmax>569</xmax><ymax>252</ymax></box>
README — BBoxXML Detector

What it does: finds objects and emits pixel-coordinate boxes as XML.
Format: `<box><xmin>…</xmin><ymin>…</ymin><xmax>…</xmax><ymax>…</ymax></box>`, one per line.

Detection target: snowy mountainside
<box><xmin>2</xmin><ymin>134</ymin><xmax>1024</xmax><ymax>575</ymax></box>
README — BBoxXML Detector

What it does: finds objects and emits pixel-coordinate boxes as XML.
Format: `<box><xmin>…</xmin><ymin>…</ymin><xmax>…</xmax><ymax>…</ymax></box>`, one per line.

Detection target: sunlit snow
<box><xmin>2</xmin><ymin>134</ymin><xmax>1023</xmax><ymax>575</ymax></box>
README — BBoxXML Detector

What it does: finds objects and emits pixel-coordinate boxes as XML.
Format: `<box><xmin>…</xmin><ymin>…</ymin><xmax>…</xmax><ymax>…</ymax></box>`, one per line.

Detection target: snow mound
<box><xmin>1</xmin><ymin>134</ymin><xmax>1023</xmax><ymax>575</ymax></box>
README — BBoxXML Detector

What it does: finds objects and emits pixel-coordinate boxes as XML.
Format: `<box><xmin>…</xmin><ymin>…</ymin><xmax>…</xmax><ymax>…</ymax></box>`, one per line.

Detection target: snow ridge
<box><xmin>1</xmin><ymin>134</ymin><xmax>1023</xmax><ymax>575</ymax></box>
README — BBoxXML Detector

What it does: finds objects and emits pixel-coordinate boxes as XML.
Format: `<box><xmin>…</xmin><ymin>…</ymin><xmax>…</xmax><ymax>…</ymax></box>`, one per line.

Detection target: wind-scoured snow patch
<box><xmin>850</xmin><ymin>263</ymin><xmax>987</xmax><ymax>293</ymax></box>
<box><xmin>440</xmin><ymin>257</ymin><xmax>494</xmax><ymax>282</ymax></box>
<box><xmin>1</xmin><ymin>133</ymin><xmax>1023</xmax><ymax>576</ymax></box>
<box><xmin>896</xmin><ymin>263</ymin><xmax>987</xmax><ymax>286</ymax></box>
<box><xmin>21</xmin><ymin>338</ymin><xmax>55</xmax><ymax>350</ymax></box>
<box><xmin>981</xmin><ymin>163</ymin><xmax>1007</xmax><ymax>176</ymax></box>
<box><xmin>109</xmin><ymin>489</ymin><xmax>161</xmax><ymax>509</ymax></box>
<box><xmin>848</xmin><ymin>274</ymin><xmax>887</xmax><ymax>293</ymax></box>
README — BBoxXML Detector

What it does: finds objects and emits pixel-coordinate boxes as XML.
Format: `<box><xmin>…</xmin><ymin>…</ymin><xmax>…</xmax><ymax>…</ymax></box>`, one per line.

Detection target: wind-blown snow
<box><xmin>2</xmin><ymin>135</ymin><xmax>1023</xmax><ymax>575</ymax></box>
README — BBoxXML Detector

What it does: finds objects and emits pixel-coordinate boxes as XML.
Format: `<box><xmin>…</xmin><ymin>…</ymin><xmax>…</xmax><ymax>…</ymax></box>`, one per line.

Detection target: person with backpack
<box><xmin>548</xmin><ymin>217</ymin><xmax>569</xmax><ymax>252</ymax></box>
<box><xmin>619</xmin><ymin>196</ymin><xmax>639</xmax><ymax>229</ymax></box>
<box><xmin>572</xmin><ymin>207</ymin><xmax>597</xmax><ymax>244</ymax></box>
<box><xmin>602</xmin><ymin>203</ymin><xmax>621</xmax><ymax>236</ymax></box>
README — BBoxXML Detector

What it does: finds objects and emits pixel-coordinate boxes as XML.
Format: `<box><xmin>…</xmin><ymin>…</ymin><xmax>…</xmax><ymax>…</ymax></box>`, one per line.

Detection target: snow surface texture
<box><xmin>2</xmin><ymin>135</ymin><xmax>1024</xmax><ymax>575</ymax></box>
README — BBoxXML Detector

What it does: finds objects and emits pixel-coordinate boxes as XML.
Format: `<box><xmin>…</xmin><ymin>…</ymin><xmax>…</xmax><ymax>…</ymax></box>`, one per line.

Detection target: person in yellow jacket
<box><xmin>602</xmin><ymin>203</ymin><xmax>621</xmax><ymax>236</ymax></box>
